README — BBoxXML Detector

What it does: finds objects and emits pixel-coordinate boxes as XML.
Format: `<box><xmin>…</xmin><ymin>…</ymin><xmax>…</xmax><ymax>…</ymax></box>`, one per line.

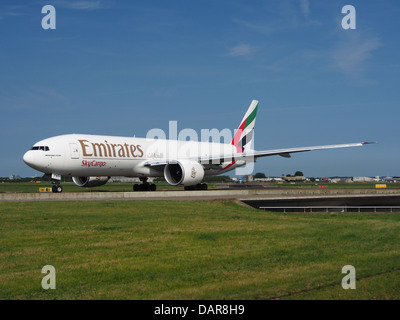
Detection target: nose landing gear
<box><xmin>51</xmin><ymin>182</ymin><xmax>63</xmax><ymax>193</ymax></box>
<box><xmin>48</xmin><ymin>173</ymin><xmax>63</xmax><ymax>193</ymax></box>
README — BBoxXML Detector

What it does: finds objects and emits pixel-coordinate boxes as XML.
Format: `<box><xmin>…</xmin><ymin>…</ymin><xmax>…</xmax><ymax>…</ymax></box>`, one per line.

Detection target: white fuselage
<box><xmin>23</xmin><ymin>134</ymin><xmax>243</xmax><ymax>178</ymax></box>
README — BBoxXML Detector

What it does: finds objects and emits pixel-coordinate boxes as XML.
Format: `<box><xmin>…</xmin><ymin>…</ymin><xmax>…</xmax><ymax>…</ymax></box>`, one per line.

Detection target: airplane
<box><xmin>23</xmin><ymin>100</ymin><xmax>373</xmax><ymax>193</ymax></box>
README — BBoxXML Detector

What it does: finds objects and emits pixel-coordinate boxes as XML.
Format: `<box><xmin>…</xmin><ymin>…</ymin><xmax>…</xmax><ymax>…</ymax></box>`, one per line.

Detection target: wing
<box><xmin>199</xmin><ymin>142</ymin><xmax>375</xmax><ymax>164</ymax></box>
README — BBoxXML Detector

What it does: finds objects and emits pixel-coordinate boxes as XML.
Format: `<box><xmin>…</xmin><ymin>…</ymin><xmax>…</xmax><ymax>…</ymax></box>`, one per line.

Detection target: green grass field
<box><xmin>0</xmin><ymin>181</ymin><xmax>183</xmax><ymax>193</ymax></box>
<box><xmin>1</xmin><ymin>200</ymin><xmax>399</xmax><ymax>300</ymax></box>
<box><xmin>1</xmin><ymin>181</ymin><xmax>399</xmax><ymax>194</ymax></box>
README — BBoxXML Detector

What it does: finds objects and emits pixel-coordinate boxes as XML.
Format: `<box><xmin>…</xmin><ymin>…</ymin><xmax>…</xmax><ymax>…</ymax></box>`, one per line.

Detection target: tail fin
<box><xmin>231</xmin><ymin>100</ymin><xmax>258</xmax><ymax>153</ymax></box>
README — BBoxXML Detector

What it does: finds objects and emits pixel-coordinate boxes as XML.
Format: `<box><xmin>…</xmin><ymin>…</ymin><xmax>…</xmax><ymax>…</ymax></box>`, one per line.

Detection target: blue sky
<box><xmin>1</xmin><ymin>0</ymin><xmax>399</xmax><ymax>178</ymax></box>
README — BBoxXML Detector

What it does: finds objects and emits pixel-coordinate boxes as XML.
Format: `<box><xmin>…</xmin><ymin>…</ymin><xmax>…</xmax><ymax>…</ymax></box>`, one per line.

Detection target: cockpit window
<box><xmin>31</xmin><ymin>146</ymin><xmax>49</xmax><ymax>151</ymax></box>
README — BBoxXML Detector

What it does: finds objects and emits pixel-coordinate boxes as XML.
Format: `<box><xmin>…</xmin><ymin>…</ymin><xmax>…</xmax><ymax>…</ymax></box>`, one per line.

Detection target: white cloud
<box><xmin>52</xmin><ymin>1</ymin><xmax>104</xmax><ymax>10</ymax></box>
<box><xmin>299</xmin><ymin>0</ymin><xmax>310</xmax><ymax>18</ymax></box>
<box><xmin>227</xmin><ymin>44</ymin><xmax>253</xmax><ymax>57</ymax></box>
<box><xmin>233</xmin><ymin>19</ymin><xmax>278</xmax><ymax>35</ymax></box>
<box><xmin>0</xmin><ymin>5</ymin><xmax>26</xmax><ymax>20</ymax></box>
<box><xmin>332</xmin><ymin>34</ymin><xmax>381</xmax><ymax>77</ymax></box>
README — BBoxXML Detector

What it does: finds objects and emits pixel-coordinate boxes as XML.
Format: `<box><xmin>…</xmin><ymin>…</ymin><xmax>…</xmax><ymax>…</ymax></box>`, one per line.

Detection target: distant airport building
<box><xmin>353</xmin><ymin>176</ymin><xmax>380</xmax><ymax>182</ymax></box>
<box><xmin>236</xmin><ymin>175</ymin><xmax>254</xmax><ymax>182</ymax></box>
<box><xmin>9</xmin><ymin>174</ymin><xmax>21</xmax><ymax>180</ymax></box>
<box><xmin>283</xmin><ymin>175</ymin><xmax>307</xmax><ymax>182</ymax></box>
<box><xmin>383</xmin><ymin>176</ymin><xmax>399</xmax><ymax>182</ymax></box>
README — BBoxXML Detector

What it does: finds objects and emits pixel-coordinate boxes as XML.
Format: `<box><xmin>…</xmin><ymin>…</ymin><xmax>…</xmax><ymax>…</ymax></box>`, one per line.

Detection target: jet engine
<box><xmin>72</xmin><ymin>176</ymin><xmax>110</xmax><ymax>187</ymax></box>
<box><xmin>164</xmin><ymin>160</ymin><xmax>204</xmax><ymax>186</ymax></box>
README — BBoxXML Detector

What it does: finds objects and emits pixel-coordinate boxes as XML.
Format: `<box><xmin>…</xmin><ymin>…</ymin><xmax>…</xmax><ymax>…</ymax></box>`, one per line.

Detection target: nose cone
<box><xmin>23</xmin><ymin>150</ymin><xmax>42</xmax><ymax>171</ymax></box>
<box><xmin>23</xmin><ymin>151</ymin><xmax>32</xmax><ymax>166</ymax></box>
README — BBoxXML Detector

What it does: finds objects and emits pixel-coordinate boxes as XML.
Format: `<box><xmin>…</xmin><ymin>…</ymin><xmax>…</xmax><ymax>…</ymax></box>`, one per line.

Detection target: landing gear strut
<box><xmin>133</xmin><ymin>177</ymin><xmax>157</xmax><ymax>192</ymax></box>
<box><xmin>184</xmin><ymin>183</ymin><xmax>208</xmax><ymax>191</ymax></box>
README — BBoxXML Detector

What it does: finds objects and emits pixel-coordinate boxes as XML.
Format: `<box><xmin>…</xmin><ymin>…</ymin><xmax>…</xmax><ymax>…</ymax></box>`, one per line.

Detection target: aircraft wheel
<box><xmin>133</xmin><ymin>184</ymin><xmax>139</xmax><ymax>191</ymax></box>
<box><xmin>150</xmin><ymin>184</ymin><xmax>156</xmax><ymax>191</ymax></box>
<box><xmin>52</xmin><ymin>185</ymin><xmax>63</xmax><ymax>193</ymax></box>
<box><xmin>138</xmin><ymin>184</ymin><xmax>151</xmax><ymax>191</ymax></box>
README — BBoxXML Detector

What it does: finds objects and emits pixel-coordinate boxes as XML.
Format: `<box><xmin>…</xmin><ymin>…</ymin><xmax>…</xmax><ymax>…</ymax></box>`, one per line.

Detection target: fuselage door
<box><xmin>69</xmin><ymin>143</ymin><xmax>79</xmax><ymax>159</ymax></box>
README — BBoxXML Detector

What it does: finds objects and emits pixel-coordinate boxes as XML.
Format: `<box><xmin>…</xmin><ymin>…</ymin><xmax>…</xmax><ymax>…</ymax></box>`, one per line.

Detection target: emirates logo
<box><xmin>191</xmin><ymin>167</ymin><xmax>197</xmax><ymax>179</ymax></box>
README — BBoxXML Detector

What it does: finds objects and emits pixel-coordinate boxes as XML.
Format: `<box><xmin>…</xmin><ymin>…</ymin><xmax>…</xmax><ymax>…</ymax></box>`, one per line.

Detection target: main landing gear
<box><xmin>133</xmin><ymin>177</ymin><xmax>157</xmax><ymax>192</ymax></box>
<box><xmin>184</xmin><ymin>183</ymin><xmax>208</xmax><ymax>191</ymax></box>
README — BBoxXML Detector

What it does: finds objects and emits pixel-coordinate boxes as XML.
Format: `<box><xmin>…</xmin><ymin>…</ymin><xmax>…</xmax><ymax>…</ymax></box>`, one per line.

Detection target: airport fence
<box><xmin>259</xmin><ymin>206</ymin><xmax>400</xmax><ymax>213</ymax></box>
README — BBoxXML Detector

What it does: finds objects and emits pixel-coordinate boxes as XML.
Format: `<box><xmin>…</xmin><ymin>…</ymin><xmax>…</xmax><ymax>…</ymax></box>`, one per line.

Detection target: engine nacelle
<box><xmin>164</xmin><ymin>160</ymin><xmax>204</xmax><ymax>186</ymax></box>
<box><xmin>72</xmin><ymin>176</ymin><xmax>110</xmax><ymax>188</ymax></box>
